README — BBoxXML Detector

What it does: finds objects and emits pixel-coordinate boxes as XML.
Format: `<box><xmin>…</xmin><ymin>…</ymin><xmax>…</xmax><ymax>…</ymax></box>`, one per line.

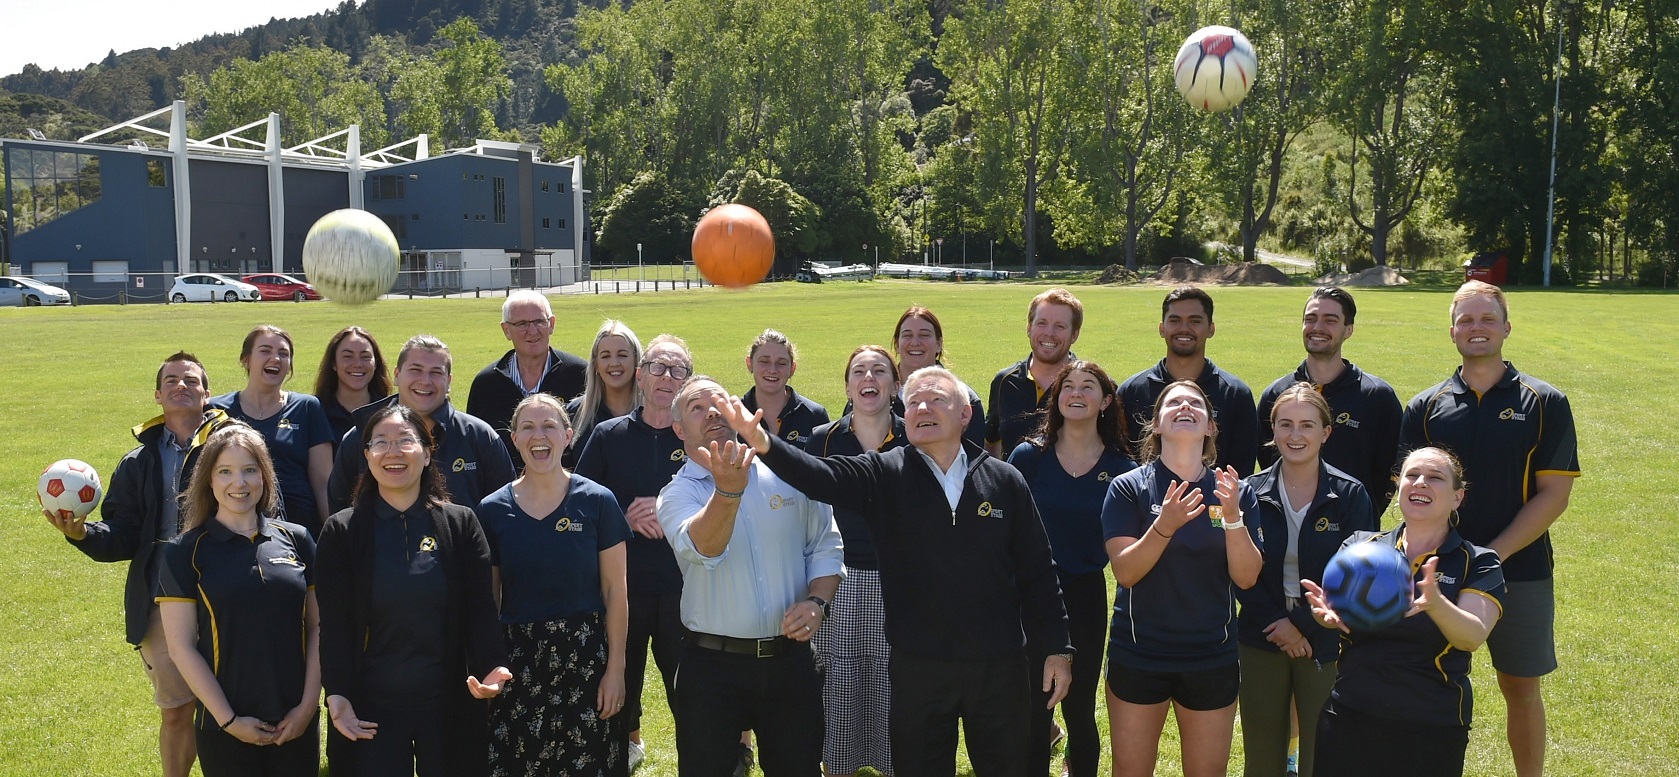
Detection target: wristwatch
<box><xmin>807</xmin><ymin>595</ymin><xmax>830</xmax><ymax>618</ymax></box>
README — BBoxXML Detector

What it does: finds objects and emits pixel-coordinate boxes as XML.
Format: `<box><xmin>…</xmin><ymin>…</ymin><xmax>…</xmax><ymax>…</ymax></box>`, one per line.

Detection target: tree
<box><xmin>712</xmin><ymin>170</ymin><xmax>826</xmax><ymax>256</ymax></box>
<box><xmin>183</xmin><ymin>44</ymin><xmax>388</xmax><ymax>148</ymax></box>
<box><xmin>593</xmin><ymin>171</ymin><xmax>698</xmax><ymax>264</ymax></box>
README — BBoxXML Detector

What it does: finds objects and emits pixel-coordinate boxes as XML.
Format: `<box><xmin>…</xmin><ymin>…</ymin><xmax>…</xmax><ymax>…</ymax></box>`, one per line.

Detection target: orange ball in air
<box><xmin>692</xmin><ymin>204</ymin><xmax>776</xmax><ymax>288</ymax></box>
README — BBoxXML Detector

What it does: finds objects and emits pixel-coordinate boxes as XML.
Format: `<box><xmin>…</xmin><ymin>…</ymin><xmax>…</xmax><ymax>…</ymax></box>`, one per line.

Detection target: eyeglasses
<box><xmin>505</xmin><ymin>318</ymin><xmax>551</xmax><ymax>331</ymax></box>
<box><xmin>641</xmin><ymin>361</ymin><xmax>691</xmax><ymax>380</ymax></box>
<box><xmin>367</xmin><ymin>437</ymin><xmax>423</xmax><ymax>454</ymax></box>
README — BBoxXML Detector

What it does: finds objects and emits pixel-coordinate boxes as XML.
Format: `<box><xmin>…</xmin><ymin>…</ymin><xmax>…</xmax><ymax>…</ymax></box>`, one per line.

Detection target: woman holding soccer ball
<box><xmin>315</xmin><ymin>403</ymin><xmax>511</xmax><ymax>777</ymax></box>
<box><xmin>475</xmin><ymin>394</ymin><xmax>630</xmax><ymax>775</ymax></box>
<box><xmin>1236</xmin><ymin>383</ymin><xmax>1375</xmax><ymax>777</ymax></box>
<box><xmin>155</xmin><ymin>424</ymin><xmax>320</xmax><ymax>776</ymax></box>
<box><xmin>1099</xmin><ymin>379</ymin><xmax>1261</xmax><ymax>777</ymax></box>
<box><xmin>1301</xmin><ymin>446</ymin><xmax>1504</xmax><ymax>777</ymax></box>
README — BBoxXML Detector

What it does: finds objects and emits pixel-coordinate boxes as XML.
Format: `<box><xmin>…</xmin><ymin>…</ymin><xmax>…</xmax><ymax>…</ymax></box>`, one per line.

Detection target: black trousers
<box><xmin>349</xmin><ymin>697</ymin><xmax>449</xmax><ymax>777</ymax></box>
<box><xmin>672</xmin><ymin>638</ymin><xmax>823</xmax><ymax>777</ymax></box>
<box><xmin>625</xmin><ymin>591</ymin><xmax>685</xmax><ymax>733</ymax></box>
<box><xmin>889</xmin><ymin>651</ymin><xmax>1031</xmax><ymax>777</ymax></box>
<box><xmin>1314</xmin><ymin>698</ymin><xmax>1469</xmax><ymax>777</ymax></box>
<box><xmin>195</xmin><ymin>709</ymin><xmax>320</xmax><ymax>777</ymax></box>
<box><xmin>1031</xmin><ymin>570</ymin><xmax>1107</xmax><ymax>777</ymax></box>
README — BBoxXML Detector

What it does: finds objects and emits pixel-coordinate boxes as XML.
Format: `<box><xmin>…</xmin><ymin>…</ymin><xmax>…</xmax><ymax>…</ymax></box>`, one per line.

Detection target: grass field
<box><xmin>1</xmin><ymin>280</ymin><xmax>1673</xmax><ymax>776</ymax></box>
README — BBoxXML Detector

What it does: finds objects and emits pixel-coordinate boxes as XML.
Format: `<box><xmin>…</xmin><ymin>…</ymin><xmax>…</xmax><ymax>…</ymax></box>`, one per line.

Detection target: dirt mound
<box><xmin>1096</xmin><ymin>264</ymin><xmax>1143</xmax><ymax>284</ymax></box>
<box><xmin>1314</xmin><ymin>265</ymin><xmax>1411</xmax><ymax>287</ymax></box>
<box><xmin>1154</xmin><ymin>261</ymin><xmax>1292</xmax><ymax>286</ymax></box>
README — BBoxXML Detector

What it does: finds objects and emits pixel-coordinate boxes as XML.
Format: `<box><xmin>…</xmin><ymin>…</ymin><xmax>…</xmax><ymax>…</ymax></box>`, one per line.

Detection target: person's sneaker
<box><xmin>733</xmin><ymin>743</ymin><xmax>756</xmax><ymax>777</ymax></box>
<box><xmin>628</xmin><ymin>739</ymin><xmax>645</xmax><ymax>773</ymax></box>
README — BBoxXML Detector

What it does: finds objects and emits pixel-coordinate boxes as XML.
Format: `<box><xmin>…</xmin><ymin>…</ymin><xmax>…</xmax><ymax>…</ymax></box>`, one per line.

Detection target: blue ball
<box><xmin>1322</xmin><ymin>541</ymin><xmax>1414</xmax><ymax>632</ymax></box>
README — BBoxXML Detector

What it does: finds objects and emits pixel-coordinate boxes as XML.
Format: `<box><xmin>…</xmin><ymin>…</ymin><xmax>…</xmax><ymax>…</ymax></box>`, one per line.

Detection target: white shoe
<box><xmin>628</xmin><ymin>739</ymin><xmax>645</xmax><ymax>773</ymax></box>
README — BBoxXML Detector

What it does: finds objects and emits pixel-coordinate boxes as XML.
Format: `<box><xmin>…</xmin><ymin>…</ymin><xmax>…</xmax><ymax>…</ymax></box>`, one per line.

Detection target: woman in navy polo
<box><xmin>1302</xmin><ymin>447</ymin><xmax>1504</xmax><ymax>777</ymax></box>
<box><xmin>316</xmin><ymin>403</ymin><xmax>512</xmax><ymax>777</ymax></box>
<box><xmin>211</xmin><ymin>325</ymin><xmax>335</xmax><ymax>534</ymax></box>
<box><xmin>1008</xmin><ymin>359</ymin><xmax>1135</xmax><ymax>777</ymax></box>
<box><xmin>1100</xmin><ymin>379</ymin><xmax>1261</xmax><ymax>777</ymax></box>
<box><xmin>1237</xmin><ymin>383</ymin><xmax>1375</xmax><ymax>777</ymax></box>
<box><xmin>476</xmin><ymin>394</ymin><xmax>630</xmax><ymax>775</ymax></box>
<box><xmin>156</xmin><ymin>423</ymin><xmax>320</xmax><ymax>776</ymax></box>
<box><xmin>807</xmin><ymin>345</ymin><xmax>907</xmax><ymax>777</ymax></box>
<box><xmin>313</xmin><ymin>326</ymin><xmax>392</xmax><ymax>449</ymax></box>
<box><xmin>566</xmin><ymin>319</ymin><xmax>642</xmax><ymax>465</ymax></box>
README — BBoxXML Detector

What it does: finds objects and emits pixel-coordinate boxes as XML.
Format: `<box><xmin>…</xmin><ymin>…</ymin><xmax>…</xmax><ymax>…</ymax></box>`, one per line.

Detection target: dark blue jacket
<box><xmin>1236</xmin><ymin>461</ymin><xmax>1376</xmax><ymax>661</ymax></box>
<box><xmin>327</xmin><ymin>397</ymin><xmax>515</xmax><ymax>513</ymax></box>
<box><xmin>1119</xmin><ymin>358</ymin><xmax>1258</xmax><ymax>476</ymax></box>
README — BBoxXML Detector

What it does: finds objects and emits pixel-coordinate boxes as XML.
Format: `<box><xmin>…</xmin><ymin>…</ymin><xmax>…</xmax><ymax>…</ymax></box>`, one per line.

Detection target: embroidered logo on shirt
<box><xmin>555</xmin><ymin>517</ymin><xmax>582</xmax><ymax>532</ymax></box>
<box><xmin>1334</xmin><ymin>412</ymin><xmax>1360</xmax><ymax>429</ymax></box>
<box><xmin>1435</xmin><ymin>572</ymin><xmax>1457</xmax><ymax>585</ymax></box>
<box><xmin>419</xmin><ymin>536</ymin><xmax>437</xmax><ymax>552</ymax></box>
<box><xmin>277</xmin><ymin>418</ymin><xmax>295</xmax><ymax>430</ymax></box>
<box><xmin>1498</xmin><ymin>408</ymin><xmax>1527</xmax><ymax>421</ymax></box>
<box><xmin>1314</xmin><ymin>516</ymin><xmax>1340</xmax><ymax>532</ymax></box>
<box><xmin>267</xmin><ymin>553</ymin><xmax>304</xmax><ymax>567</ymax></box>
<box><xmin>670</xmin><ymin>449</ymin><xmax>687</xmax><ymax>462</ymax></box>
<box><xmin>769</xmin><ymin>494</ymin><xmax>795</xmax><ymax>510</ymax></box>
<box><xmin>977</xmin><ymin>501</ymin><xmax>1003</xmax><ymax>519</ymax></box>
<box><xmin>786</xmin><ymin>430</ymin><xmax>802</xmax><ymax>441</ymax></box>
<box><xmin>1097</xmin><ymin>471</ymin><xmax>1111</xmax><ymax>482</ymax></box>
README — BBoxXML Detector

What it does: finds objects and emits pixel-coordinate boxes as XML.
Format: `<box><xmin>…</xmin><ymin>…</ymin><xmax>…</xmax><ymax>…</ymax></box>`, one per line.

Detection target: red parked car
<box><xmin>242</xmin><ymin>273</ymin><xmax>321</xmax><ymax>301</ymax></box>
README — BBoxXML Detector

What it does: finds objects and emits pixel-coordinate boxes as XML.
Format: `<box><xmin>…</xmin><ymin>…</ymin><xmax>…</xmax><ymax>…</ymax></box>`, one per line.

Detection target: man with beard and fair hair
<box><xmin>657</xmin><ymin>376</ymin><xmax>842</xmax><ymax>776</ymax></box>
<box><xmin>1399</xmin><ymin>281</ymin><xmax>1579</xmax><ymax>777</ymax></box>
<box><xmin>467</xmin><ymin>290</ymin><xmax>588</xmax><ymax>467</ymax></box>
<box><xmin>986</xmin><ymin>287</ymin><xmax>1082</xmax><ymax>457</ymax></box>
<box><xmin>327</xmin><ymin>335</ymin><xmax>514</xmax><ymax>512</ymax></box>
<box><xmin>716</xmin><ymin>366</ymin><xmax>1072</xmax><ymax>776</ymax></box>
<box><xmin>46</xmin><ymin>352</ymin><xmax>233</xmax><ymax>777</ymax></box>
<box><xmin>1118</xmin><ymin>286</ymin><xmax>1258</xmax><ymax>476</ymax></box>
<box><xmin>1255</xmin><ymin>287</ymin><xmax>1402</xmax><ymax>517</ymax></box>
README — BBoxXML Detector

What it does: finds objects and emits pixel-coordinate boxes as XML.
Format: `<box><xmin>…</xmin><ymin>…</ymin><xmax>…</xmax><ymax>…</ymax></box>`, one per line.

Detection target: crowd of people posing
<box><xmin>46</xmin><ymin>280</ymin><xmax>1578</xmax><ymax>777</ymax></box>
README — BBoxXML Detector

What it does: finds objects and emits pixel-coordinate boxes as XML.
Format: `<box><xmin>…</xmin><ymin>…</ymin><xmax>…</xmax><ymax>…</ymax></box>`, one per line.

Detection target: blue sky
<box><xmin>2</xmin><ymin>0</ymin><xmax>343</xmax><ymax>77</ymax></box>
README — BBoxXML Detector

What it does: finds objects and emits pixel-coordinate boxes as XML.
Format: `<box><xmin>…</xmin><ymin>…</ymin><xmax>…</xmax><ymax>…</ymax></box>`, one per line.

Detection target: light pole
<box><xmin>990</xmin><ymin>239</ymin><xmax>995</xmax><ymax>272</ymax></box>
<box><xmin>637</xmin><ymin>242</ymin><xmax>644</xmax><ymax>283</ymax></box>
<box><xmin>1541</xmin><ymin>0</ymin><xmax>1567</xmax><ymax>287</ymax></box>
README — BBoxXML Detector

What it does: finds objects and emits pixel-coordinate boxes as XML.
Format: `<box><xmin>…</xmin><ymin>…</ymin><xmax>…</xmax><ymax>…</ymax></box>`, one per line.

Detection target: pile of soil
<box><xmin>1096</xmin><ymin>264</ymin><xmax>1143</xmax><ymax>284</ymax></box>
<box><xmin>1155</xmin><ymin>261</ymin><xmax>1293</xmax><ymax>286</ymax></box>
<box><xmin>1314</xmin><ymin>266</ymin><xmax>1411</xmax><ymax>287</ymax></box>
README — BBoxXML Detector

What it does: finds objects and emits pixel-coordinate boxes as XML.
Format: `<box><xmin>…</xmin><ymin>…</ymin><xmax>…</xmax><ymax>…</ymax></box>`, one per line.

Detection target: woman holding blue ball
<box><xmin>1301</xmin><ymin>446</ymin><xmax>1504</xmax><ymax>777</ymax></box>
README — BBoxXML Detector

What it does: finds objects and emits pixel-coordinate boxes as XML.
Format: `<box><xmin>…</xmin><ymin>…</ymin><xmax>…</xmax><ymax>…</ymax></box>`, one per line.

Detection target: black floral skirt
<box><xmin>490</xmin><ymin>610</ymin><xmax>624</xmax><ymax>777</ymax></box>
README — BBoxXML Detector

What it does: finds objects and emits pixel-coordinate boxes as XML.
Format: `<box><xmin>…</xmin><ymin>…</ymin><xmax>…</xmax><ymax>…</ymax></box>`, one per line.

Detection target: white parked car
<box><xmin>169</xmin><ymin>273</ymin><xmax>262</xmax><ymax>303</ymax></box>
<box><xmin>0</xmin><ymin>276</ymin><xmax>72</xmax><ymax>306</ymax></box>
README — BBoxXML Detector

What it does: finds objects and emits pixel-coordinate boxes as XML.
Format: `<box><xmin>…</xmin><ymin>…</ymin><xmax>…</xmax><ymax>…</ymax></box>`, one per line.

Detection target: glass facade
<box><xmin>6</xmin><ymin>148</ymin><xmax>101</xmax><ymax>235</ymax></box>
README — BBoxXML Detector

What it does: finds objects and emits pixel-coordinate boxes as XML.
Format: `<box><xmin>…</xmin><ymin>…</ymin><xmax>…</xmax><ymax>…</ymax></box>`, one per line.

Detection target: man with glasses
<box><xmin>575</xmin><ymin>334</ymin><xmax>695</xmax><ymax>772</ymax></box>
<box><xmin>468</xmin><ymin>290</ymin><xmax>589</xmax><ymax>467</ymax></box>
<box><xmin>328</xmin><ymin>334</ymin><xmax>515</xmax><ymax>512</ymax></box>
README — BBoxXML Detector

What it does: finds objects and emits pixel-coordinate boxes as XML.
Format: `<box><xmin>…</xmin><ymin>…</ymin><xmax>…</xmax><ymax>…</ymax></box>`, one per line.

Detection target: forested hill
<box><xmin>0</xmin><ymin>0</ymin><xmax>598</xmax><ymax>134</ymax></box>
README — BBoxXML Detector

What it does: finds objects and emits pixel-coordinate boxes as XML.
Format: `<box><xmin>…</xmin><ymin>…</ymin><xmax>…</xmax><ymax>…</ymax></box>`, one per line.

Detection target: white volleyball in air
<box><xmin>302</xmin><ymin>208</ymin><xmax>401</xmax><ymax>305</ymax></box>
<box><xmin>1174</xmin><ymin>26</ymin><xmax>1257</xmax><ymax>113</ymax></box>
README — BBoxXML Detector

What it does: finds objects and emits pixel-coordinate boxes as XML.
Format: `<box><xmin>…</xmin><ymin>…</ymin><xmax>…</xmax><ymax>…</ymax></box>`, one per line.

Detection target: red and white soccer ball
<box><xmin>38</xmin><ymin>459</ymin><xmax>103</xmax><ymax>521</ymax></box>
<box><xmin>1173</xmin><ymin>26</ymin><xmax>1258</xmax><ymax>113</ymax></box>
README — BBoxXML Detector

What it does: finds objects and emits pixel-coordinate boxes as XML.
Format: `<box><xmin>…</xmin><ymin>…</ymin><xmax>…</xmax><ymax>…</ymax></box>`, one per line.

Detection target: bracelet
<box><xmin>714</xmin><ymin>485</ymin><xmax>745</xmax><ymax>499</ymax></box>
<box><xmin>1221</xmin><ymin>516</ymin><xmax>1246</xmax><ymax>530</ymax></box>
<box><xmin>218</xmin><ymin>715</ymin><xmax>235</xmax><ymax>730</ymax></box>
<box><xmin>1151</xmin><ymin>525</ymin><xmax>1174</xmax><ymax>539</ymax></box>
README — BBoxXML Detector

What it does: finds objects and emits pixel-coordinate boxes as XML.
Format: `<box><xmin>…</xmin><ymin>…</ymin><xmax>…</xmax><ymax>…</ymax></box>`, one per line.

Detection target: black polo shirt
<box><xmin>574</xmin><ymin>407</ymin><xmax>688</xmax><ymax>596</ymax></box>
<box><xmin>803</xmin><ymin>414</ymin><xmax>909</xmax><ymax>569</ymax></box>
<box><xmin>1257</xmin><ymin>359</ymin><xmax>1403</xmax><ymax>517</ymax></box>
<box><xmin>327</xmin><ymin>398</ymin><xmax>517</xmax><ymax>514</ymax></box>
<box><xmin>743</xmin><ymin>385</ymin><xmax>831</xmax><ymax>447</ymax></box>
<box><xmin>361</xmin><ymin>498</ymin><xmax>451</xmax><ymax>701</ymax></box>
<box><xmin>155</xmin><ymin>516</ymin><xmax>315</xmax><ymax>722</ymax></box>
<box><xmin>1330</xmin><ymin>526</ymin><xmax>1505</xmax><ymax>726</ymax></box>
<box><xmin>1399</xmin><ymin>363</ymin><xmax>1580</xmax><ymax>581</ymax></box>
<box><xmin>1118</xmin><ymin>358</ymin><xmax>1259</xmax><ymax>476</ymax></box>
<box><xmin>986</xmin><ymin>356</ymin><xmax>1063</xmax><ymax>454</ymax></box>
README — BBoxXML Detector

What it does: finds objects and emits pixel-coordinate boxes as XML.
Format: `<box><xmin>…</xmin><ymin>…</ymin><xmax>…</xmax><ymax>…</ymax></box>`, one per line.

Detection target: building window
<box><xmin>476</xmin><ymin>214</ymin><xmax>486</xmax><ymax>222</ymax></box>
<box><xmin>542</xmin><ymin>218</ymin><xmax>550</xmax><ymax>229</ymax></box>
<box><xmin>464</xmin><ymin>213</ymin><xmax>471</xmax><ymax>220</ymax></box>
<box><xmin>147</xmin><ymin>159</ymin><xmax>166</xmax><ymax>187</ymax></box>
<box><xmin>541</xmin><ymin>180</ymin><xmax>549</xmax><ymax>192</ymax></box>
<box><xmin>558</xmin><ymin>219</ymin><xmax>566</xmax><ymax>229</ymax></box>
<box><xmin>408</xmin><ymin>174</ymin><xmax>418</xmax><ymax>181</ymax></box>
<box><xmin>412</xmin><ymin>213</ymin><xmax>421</xmax><ymax>221</ymax></box>
<box><xmin>378</xmin><ymin>175</ymin><xmax>405</xmax><ymax>200</ymax></box>
<box><xmin>7</xmin><ymin>148</ymin><xmax>101</xmax><ymax>235</ymax></box>
<box><xmin>493</xmin><ymin>176</ymin><xmax>506</xmax><ymax>224</ymax></box>
<box><xmin>381</xmin><ymin>214</ymin><xmax>407</xmax><ymax>241</ymax></box>
<box><xmin>31</xmin><ymin>261</ymin><xmax>69</xmax><ymax>283</ymax></box>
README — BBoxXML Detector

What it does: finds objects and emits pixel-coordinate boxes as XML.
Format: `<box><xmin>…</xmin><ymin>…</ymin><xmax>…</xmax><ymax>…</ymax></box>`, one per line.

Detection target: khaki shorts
<box><xmin>138</xmin><ymin>606</ymin><xmax>195</xmax><ymax>709</ymax></box>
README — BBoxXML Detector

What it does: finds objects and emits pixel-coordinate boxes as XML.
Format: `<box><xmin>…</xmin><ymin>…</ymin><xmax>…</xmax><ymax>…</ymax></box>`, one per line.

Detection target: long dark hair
<box><xmin>1028</xmin><ymin>360</ymin><xmax>1129</xmax><ymax>456</ymax></box>
<box><xmin>314</xmin><ymin>326</ymin><xmax>392</xmax><ymax>402</ymax></box>
<box><xmin>354</xmin><ymin>404</ymin><xmax>450</xmax><ymax>512</ymax></box>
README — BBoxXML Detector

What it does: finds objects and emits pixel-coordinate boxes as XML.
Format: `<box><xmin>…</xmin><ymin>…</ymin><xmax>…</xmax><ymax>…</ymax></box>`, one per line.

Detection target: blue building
<box><xmin>1</xmin><ymin>101</ymin><xmax>588</xmax><ymax>301</ymax></box>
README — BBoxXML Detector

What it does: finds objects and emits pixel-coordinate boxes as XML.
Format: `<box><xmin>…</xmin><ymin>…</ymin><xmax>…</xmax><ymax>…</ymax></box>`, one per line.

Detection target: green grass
<box><xmin>1</xmin><ymin>280</ymin><xmax>1672</xmax><ymax>776</ymax></box>
<box><xmin>588</xmin><ymin>263</ymin><xmax>705</xmax><ymax>282</ymax></box>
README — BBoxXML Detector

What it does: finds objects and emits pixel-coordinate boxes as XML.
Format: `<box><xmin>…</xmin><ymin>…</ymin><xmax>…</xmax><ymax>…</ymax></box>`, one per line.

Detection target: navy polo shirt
<box><xmin>987</xmin><ymin>356</ymin><xmax>1062</xmax><ymax>454</ymax></box>
<box><xmin>210</xmin><ymin>391</ymin><xmax>333</xmax><ymax>529</ymax></box>
<box><xmin>155</xmin><ymin>516</ymin><xmax>315</xmax><ymax>722</ymax></box>
<box><xmin>1399</xmin><ymin>363</ymin><xmax>1580</xmax><ymax>581</ymax></box>
<box><xmin>1101</xmin><ymin>460</ymin><xmax>1261</xmax><ymax>671</ymax></box>
<box><xmin>803</xmin><ymin>414</ymin><xmax>909</xmax><ymax>569</ymax></box>
<box><xmin>477</xmin><ymin>476</ymin><xmax>631</xmax><ymax>624</ymax></box>
<box><xmin>1330</xmin><ymin>526</ymin><xmax>1505</xmax><ymax>726</ymax></box>
<box><xmin>327</xmin><ymin>398</ymin><xmax>517</xmax><ymax>514</ymax></box>
<box><xmin>743</xmin><ymin>386</ymin><xmax>831</xmax><ymax>447</ymax></box>
<box><xmin>574</xmin><ymin>408</ymin><xmax>688</xmax><ymax>596</ymax></box>
<box><xmin>1008</xmin><ymin>441</ymin><xmax>1137</xmax><ymax>576</ymax></box>
<box><xmin>361</xmin><ymin>498</ymin><xmax>451</xmax><ymax>701</ymax></box>
<box><xmin>1118</xmin><ymin>359</ymin><xmax>1259</xmax><ymax>476</ymax></box>
<box><xmin>1256</xmin><ymin>360</ymin><xmax>1403</xmax><ymax>517</ymax></box>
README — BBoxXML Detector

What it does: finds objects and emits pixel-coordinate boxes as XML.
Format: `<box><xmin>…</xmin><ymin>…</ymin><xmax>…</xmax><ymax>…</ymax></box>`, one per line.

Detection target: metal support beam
<box><xmin>267</xmin><ymin>113</ymin><xmax>285</xmax><ymax>273</ymax></box>
<box><xmin>169</xmin><ymin>101</ymin><xmax>192</xmax><ymax>276</ymax></box>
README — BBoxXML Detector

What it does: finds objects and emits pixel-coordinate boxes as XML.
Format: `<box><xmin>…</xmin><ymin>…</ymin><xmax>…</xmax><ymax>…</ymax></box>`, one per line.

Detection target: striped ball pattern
<box><xmin>1173</xmin><ymin>26</ymin><xmax>1257</xmax><ymax>113</ymax></box>
<box><xmin>302</xmin><ymin>209</ymin><xmax>401</xmax><ymax>305</ymax></box>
